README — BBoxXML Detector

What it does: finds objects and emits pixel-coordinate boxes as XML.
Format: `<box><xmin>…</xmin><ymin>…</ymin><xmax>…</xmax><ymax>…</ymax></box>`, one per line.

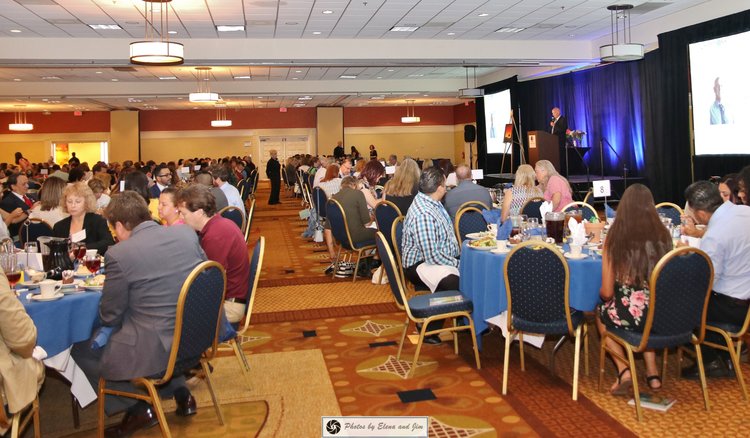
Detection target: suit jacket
<box><xmin>266</xmin><ymin>157</ymin><xmax>281</xmax><ymax>181</ymax></box>
<box><xmin>0</xmin><ymin>192</ymin><xmax>30</xmax><ymax>238</ymax></box>
<box><xmin>53</xmin><ymin>212</ymin><xmax>115</xmax><ymax>255</ymax></box>
<box><xmin>99</xmin><ymin>221</ymin><xmax>206</xmax><ymax>381</ymax></box>
<box><xmin>551</xmin><ymin>115</ymin><xmax>568</xmax><ymax>148</ymax></box>
<box><xmin>149</xmin><ymin>184</ymin><xmax>162</xmax><ymax>200</ymax></box>
<box><xmin>443</xmin><ymin>180</ymin><xmax>494</xmax><ymax>219</ymax></box>
<box><xmin>0</xmin><ymin>275</ymin><xmax>44</xmax><ymax>417</ymax></box>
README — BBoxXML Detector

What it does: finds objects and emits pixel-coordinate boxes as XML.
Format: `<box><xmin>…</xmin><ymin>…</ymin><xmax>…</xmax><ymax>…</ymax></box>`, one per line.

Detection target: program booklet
<box><xmin>627</xmin><ymin>393</ymin><xmax>676</xmax><ymax>412</ymax></box>
<box><xmin>429</xmin><ymin>295</ymin><xmax>463</xmax><ymax>306</ymax></box>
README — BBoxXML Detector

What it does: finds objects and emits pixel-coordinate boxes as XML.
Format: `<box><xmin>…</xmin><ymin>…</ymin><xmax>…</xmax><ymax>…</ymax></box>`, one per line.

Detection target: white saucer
<box><xmin>491</xmin><ymin>247</ymin><xmax>510</xmax><ymax>254</ymax></box>
<box><xmin>30</xmin><ymin>293</ymin><xmax>64</xmax><ymax>302</ymax></box>
<box><xmin>19</xmin><ymin>281</ymin><xmax>40</xmax><ymax>289</ymax></box>
<box><xmin>564</xmin><ymin>252</ymin><xmax>588</xmax><ymax>260</ymax></box>
<box><xmin>466</xmin><ymin>232</ymin><xmax>492</xmax><ymax>240</ymax></box>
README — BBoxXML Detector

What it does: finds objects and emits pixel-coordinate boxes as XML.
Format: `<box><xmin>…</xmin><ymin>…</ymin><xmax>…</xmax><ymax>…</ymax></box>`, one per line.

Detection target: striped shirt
<box><xmin>402</xmin><ymin>192</ymin><xmax>459</xmax><ymax>268</ymax></box>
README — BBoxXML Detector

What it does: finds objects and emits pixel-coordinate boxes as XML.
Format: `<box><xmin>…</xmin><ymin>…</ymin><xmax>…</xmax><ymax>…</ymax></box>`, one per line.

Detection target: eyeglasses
<box><xmin>158</xmin><ymin>173</ymin><xmax>172</xmax><ymax>178</ymax></box>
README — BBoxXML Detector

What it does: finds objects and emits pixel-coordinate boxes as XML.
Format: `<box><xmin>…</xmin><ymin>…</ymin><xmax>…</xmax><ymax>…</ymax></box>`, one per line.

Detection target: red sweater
<box><xmin>199</xmin><ymin>215</ymin><xmax>250</xmax><ymax>300</ymax></box>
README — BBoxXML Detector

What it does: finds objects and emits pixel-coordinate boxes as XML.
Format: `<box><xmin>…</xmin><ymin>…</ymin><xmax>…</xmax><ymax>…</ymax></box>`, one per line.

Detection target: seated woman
<box><xmin>332</xmin><ymin>176</ymin><xmax>376</xmax><ymax>277</ymax></box>
<box><xmin>501</xmin><ymin>164</ymin><xmax>542</xmax><ymax>222</ymax></box>
<box><xmin>122</xmin><ymin>171</ymin><xmax>159</xmax><ymax>220</ymax></box>
<box><xmin>318</xmin><ymin>164</ymin><xmax>342</xmax><ymax>199</ymax></box>
<box><xmin>29</xmin><ymin>176</ymin><xmax>68</xmax><ymax>227</ymax></box>
<box><xmin>534</xmin><ymin>159</ymin><xmax>572</xmax><ymax>212</ymax></box>
<box><xmin>87</xmin><ymin>178</ymin><xmax>111</xmax><ymax>212</ymax></box>
<box><xmin>596</xmin><ymin>184</ymin><xmax>672</xmax><ymax>394</ymax></box>
<box><xmin>359</xmin><ymin>160</ymin><xmax>385</xmax><ymax>211</ymax></box>
<box><xmin>53</xmin><ymin>182</ymin><xmax>115</xmax><ymax>255</ymax></box>
<box><xmin>383</xmin><ymin>158</ymin><xmax>420</xmax><ymax>215</ymax></box>
<box><xmin>158</xmin><ymin>187</ymin><xmax>184</xmax><ymax>226</ymax></box>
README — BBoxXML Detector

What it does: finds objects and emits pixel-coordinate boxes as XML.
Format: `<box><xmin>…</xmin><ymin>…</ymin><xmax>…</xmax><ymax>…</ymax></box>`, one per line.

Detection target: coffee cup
<box><xmin>570</xmin><ymin>244</ymin><xmax>583</xmax><ymax>257</ymax></box>
<box><xmin>487</xmin><ymin>224</ymin><xmax>498</xmax><ymax>235</ymax></box>
<box><xmin>496</xmin><ymin>239</ymin><xmax>507</xmax><ymax>250</ymax></box>
<box><xmin>39</xmin><ymin>279</ymin><xmax>62</xmax><ymax>297</ymax></box>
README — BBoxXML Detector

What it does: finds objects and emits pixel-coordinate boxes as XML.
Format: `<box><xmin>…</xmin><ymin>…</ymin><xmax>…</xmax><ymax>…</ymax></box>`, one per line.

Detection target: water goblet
<box><xmin>1</xmin><ymin>253</ymin><xmax>21</xmax><ymax>288</ymax></box>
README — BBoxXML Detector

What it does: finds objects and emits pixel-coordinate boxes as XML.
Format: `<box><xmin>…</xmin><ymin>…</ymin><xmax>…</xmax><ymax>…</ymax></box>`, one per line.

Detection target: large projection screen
<box><xmin>483</xmin><ymin>89</ymin><xmax>512</xmax><ymax>154</ymax></box>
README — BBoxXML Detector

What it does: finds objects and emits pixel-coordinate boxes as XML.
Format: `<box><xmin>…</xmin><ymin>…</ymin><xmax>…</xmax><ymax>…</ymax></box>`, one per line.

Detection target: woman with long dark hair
<box><xmin>596</xmin><ymin>184</ymin><xmax>672</xmax><ymax>395</ymax></box>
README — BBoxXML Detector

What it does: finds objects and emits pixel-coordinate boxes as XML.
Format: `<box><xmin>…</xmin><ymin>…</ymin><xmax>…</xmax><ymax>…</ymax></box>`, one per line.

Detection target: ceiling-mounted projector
<box><xmin>459</xmin><ymin>88</ymin><xmax>484</xmax><ymax>99</ymax></box>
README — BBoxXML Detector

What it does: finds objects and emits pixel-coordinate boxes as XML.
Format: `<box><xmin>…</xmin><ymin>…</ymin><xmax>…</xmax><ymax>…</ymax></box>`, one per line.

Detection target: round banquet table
<box><xmin>21</xmin><ymin>290</ymin><xmax>101</xmax><ymax>357</ymax></box>
<box><xmin>459</xmin><ymin>241</ymin><xmax>603</xmax><ymax>349</ymax></box>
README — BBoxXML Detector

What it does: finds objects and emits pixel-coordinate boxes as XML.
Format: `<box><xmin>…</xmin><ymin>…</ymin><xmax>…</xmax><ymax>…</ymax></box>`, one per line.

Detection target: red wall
<box><xmin>139</xmin><ymin>108</ymin><xmax>317</xmax><ymax>131</ymax></box>
<box><xmin>344</xmin><ymin>106</ymin><xmax>457</xmax><ymax>127</ymax></box>
<box><xmin>453</xmin><ymin>101</ymin><xmax>477</xmax><ymax>125</ymax></box>
<box><xmin>0</xmin><ymin>111</ymin><xmax>110</xmax><ymax>134</ymax></box>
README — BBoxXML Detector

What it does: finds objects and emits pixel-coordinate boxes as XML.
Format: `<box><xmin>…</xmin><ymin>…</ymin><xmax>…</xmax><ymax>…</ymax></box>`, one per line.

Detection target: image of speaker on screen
<box><xmin>550</xmin><ymin>107</ymin><xmax>567</xmax><ymax>148</ymax></box>
<box><xmin>709</xmin><ymin>77</ymin><xmax>730</xmax><ymax>125</ymax></box>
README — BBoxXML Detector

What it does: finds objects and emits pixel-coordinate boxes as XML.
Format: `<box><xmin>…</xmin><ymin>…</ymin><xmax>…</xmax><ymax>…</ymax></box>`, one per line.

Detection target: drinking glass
<box><xmin>1</xmin><ymin>253</ymin><xmax>21</xmax><ymax>288</ymax></box>
<box><xmin>84</xmin><ymin>255</ymin><xmax>101</xmax><ymax>279</ymax></box>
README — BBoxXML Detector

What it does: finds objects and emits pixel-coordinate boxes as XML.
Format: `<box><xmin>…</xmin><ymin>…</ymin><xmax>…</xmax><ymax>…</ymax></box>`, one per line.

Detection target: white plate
<box><xmin>466</xmin><ymin>232</ymin><xmax>492</xmax><ymax>240</ymax></box>
<box><xmin>30</xmin><ymin>293</ymin><xmax>64</xmax><ymax>302</ymax></box>
<box><xmin>83</xmin><ymin>285</ymin><xmax>104</xmax><ymax>291</ymax></box>
<box><xmin>491</xmin><ymin>246</ymin><xmax>510</xmax><ymax>254</ymax></box>
<box><xmin>60</xmin><ymin>280</ymin><xmax>83</xmax><ymax>289</ymax></box>
<box><xmin>19</xmin><ymin>281</ymin><xmax>40</xmax><ymax>289</ymax></box>
<box><xmin>468</xmin><ymin>244</ymin><xmax>496</xmax><ymax>251</ymax></box>
<box><xmin>564</xmin><ymin>252</ymin><xmax>588</xmax><ymax>260</ymax></box>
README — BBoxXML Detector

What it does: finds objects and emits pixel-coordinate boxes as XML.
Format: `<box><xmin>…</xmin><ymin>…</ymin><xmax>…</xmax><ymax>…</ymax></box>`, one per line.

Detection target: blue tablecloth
<box><xmin>459</xmin><ymin>242</ymin><xmax>603</xmax><ymax>348</ymax></box>
<box><xmin>22</xmin><ymin>291</ymin><xmax>101</xmax><ymax>357</ymax></box>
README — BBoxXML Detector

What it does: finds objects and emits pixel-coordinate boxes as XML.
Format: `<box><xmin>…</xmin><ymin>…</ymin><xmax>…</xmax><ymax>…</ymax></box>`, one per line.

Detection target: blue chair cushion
<box><xmin>352</xmin><ymin>239</ymin><xmax>376</xmax><ymax>250</ymax></box>
<box><xmin>608</xmin><ymin>326</ymin><xmax>693</xmax><ymax>350</ymax></box>
<box><xmin>513</xmin><ymin>310</ymin><xmax>584</xmax><ymax>334</ymax></box>
<box><xmin>707</xmin><ymin>321</ymin><xmax>742</xmax><ymax>334</ymax></box>
<box><xmin>408</xmin><ymin>290</ymin><xmax>473</xmax><ymax>319</ymax></box>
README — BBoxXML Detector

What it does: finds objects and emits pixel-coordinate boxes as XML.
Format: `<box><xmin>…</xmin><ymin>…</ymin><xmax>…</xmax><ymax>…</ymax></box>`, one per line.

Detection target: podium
<box><xmin>528</xmin><ymin>131</ymin><xmax>560</xmax><ymax>169</ymax></box>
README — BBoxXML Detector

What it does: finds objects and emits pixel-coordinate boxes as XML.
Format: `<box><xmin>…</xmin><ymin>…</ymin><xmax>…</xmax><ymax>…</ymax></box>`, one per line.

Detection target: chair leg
<box><xmin>597</xmin><ymin>335</ymin><xmax>607</xmax><ymax>392</ymax></box>
<box><xmin>141</xmin><ymin>380</ymin><xmax>171</xmax><ymax>438</ymax></box>
<box><xmin>331</xmin><ymin>246</ymin><xmax>341</xmax><ymax>279</ymax></box>
<box><xmin>676</xmin><ymin>347</ymin><xmax>684</xmax><ymax>379</ymax></box>
<box><xmin>352</xmin><ymin>250</ymin><xmax>361</xmax><ymax>282</ymax></box>
<box><xmin>397</xmin><ymin>317</ymin><xmax>409</xmax><ymax>360</ymax></box>
<box><xmin>231</xmin><ymin>339</ymin><xmax>252</xmax><ymax>390</ymax></box>
<box><xmin>583</xmin><ymin>324</ymin><xmax>590</xmax><ymax>377</ymax></box>
<box><xmin>32</xmin><ymin>397</ymin><xmax>40</xmax><ymax>438</ymax></box>
<box><xmin>409</xmin><ymin>323</ymin><xmax>427</xmax><ymax>378</ymax></box>
<box><xmin>572</xmin><ymin>325</ymin><xmax>582</xmax><ymax>401</ymax></box>
<box><xmin>10</xmin><ymin>412</ymin><xmax>20</xmax><ymax>438</ymax></box>
<box><xmin>727</xmin><ymin>339</ymin><xmax>748</xmax><ymax>400</ymax></box>
<box><xmin>97</xmin><ymin>379</ymin><xmax>106</xmax><ymax>438</ymax></box>
<box><xmin>661</xmin><ymin>348</ymin><xmax>669</xmax><ymax>386</ymax></box>
<box><xmin>502</xmin><ymin>331</ymin><xmax>513</xmax><ymax>395</ymax></box>
<box><xmin>694</xmin><ymin>344</ymin><xmax>711</xmax><ymax>411</ymax></box>
<box><xmin>625</xmin><ymin>346</ymin><xmax>643</xmax><ymax>422</ymax></box>
<box><xmin>467</xmin><ymin>317</ymin><xmax>481</xmax><ymax>370</ymax></box>
<box><xmin>452</xmin><ymin>318</ymin><xmax>459</xmax><ymax>355</ymax></box>
<box><xmin>201</xmin><ymin>359</ymin><xmax>225</xmax><ymax>426</ymax></box>
<box><xmin>518</xmin><ymin>332</ymin><xmax>525</xmax><ymax>372</ymax></box>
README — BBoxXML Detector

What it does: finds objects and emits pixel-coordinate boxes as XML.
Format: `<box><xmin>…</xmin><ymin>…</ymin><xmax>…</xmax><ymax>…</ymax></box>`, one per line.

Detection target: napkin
<box><xmin>219</xmin><ymin>312</ymin><xmax>237</xmax><ymax>342</ymax></box>
<box><xmin>496</xmin><ymin>219</ymin><xmax>512</xmax><ymax>240</ymax></box>
<box><xmin>605</xmin><ymin>202</ymin><xmax>616</xmax><ymax>219</ymax></box>
<box><xmin>481</xmin><ymin>209</ymin><xmax>501</xmax><ymax>225</ymax></box>
<box><xmin>568</xmin><ymin>218</ymin><xmax>587</xmax><ymax>246</ymax></box>
<box><xmin>539</xmin><ymin>201</ymin><xmax>553</xmax><ymax>226</ymax></box>
<box><xmin>92</xmin><ymin>326</ymin><xmax>114</xmax><ymax>350</ymax></box>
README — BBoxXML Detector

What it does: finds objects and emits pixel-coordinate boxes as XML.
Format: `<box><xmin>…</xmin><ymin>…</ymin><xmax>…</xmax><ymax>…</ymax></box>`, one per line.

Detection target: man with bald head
<box><xmin>194</xmin><ymin>171</ymin><xmax>228</xmax><ymax>211</ymax></box>
<box><xmin>443</xmin><ymin>164</ymin><xmax>493</xmax><ymax>219</ymax></box>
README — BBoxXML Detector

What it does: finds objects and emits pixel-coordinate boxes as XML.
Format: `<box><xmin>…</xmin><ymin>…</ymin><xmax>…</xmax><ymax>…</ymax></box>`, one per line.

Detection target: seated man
<box><xmin>0</xmin><ymin>273</ymin><xmax>44</xmax><ymax>436</ymax></box>
<box><xmin>331</xmin><ymin>176</ymin><xmax>376</xmax><ymax>278</ymax></box>
<box><xmin>443</xmin><ymin>164</ymin><xmax>493</xmax><ymax>219</ymax></box>
<box><xmin>402</xmin><ymin>168</ymin><xmax>461</xmax><ymax>344</ymax></box>
<box><xmin>681</xmin><ymin>181</ymin><xmax>750</xmax><ymax>379</ymax></box>
<box><xmin>177</xmin><ymin>184</ymin><xmax>251</xmax><ymax>324</ymax></box>
<box><xmin>72</xmin><ymin>191</ymin><xmax>207</xmax><ymax>437</ymax></box>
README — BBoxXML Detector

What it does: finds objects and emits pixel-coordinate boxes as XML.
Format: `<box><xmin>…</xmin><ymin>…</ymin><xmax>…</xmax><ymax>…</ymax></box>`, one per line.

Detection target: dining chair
<box><xmin>655</xmin><ymin>202</ymin><xmax>683</xmax><ymax>226</ymax></box>
<box><xmin>454</xmin><ymin>206</ymin><xmax>487</xmax><ymax>246</ymax></box>
<box><xmin>599</xmin><ymin>247</ymin><xmax>713</xmax><ymax>421</ymax></box>
<box><xmin>699</xmin><ymin>302</ymin><xmax>750</xmax><ymax>400</ymax></box>
<box><xmin>218</xmin><ymin>206</ymin><xmax>246</xmax><ymax>231</ymax></box>
<box><xmin>244</xmin><ymin>198</ymin><xmax>256</xmax><ymax>244</ymax></box>
<box><xmin>18</xmin><ymin>218</ymin><xmax>53</xmax><ymax>246</ymax></box>
<box><xmin>582</xmin><ymin>190</ymin><xmax>594</xmax><ymax>205</ymax></box>
<box><xmin>375</xmin><ymin>231</ymin><xmax>481</xmax><ymax>378</ymax></box>
<box><xmin>248</xmin><ymin>170</ymin><xmax>260</xmax><ymax>199</ymax></box>
<box><xmin>457</xmin><ymin>200</ymin><xmax>490</xmax><ymax>212</ymax></box>
<box><xmin>502</xmin><ymin>241</ymin><xmax>587</xmax><ymax>401</ymax></box>
<box><xmin>326</xmin><ymin>199</ymin><xmax>377</xmax><ymax>282</ymax></box>
<box><xmin>98</xmin><ymin>261</ymin><xmax>228</xmax><ymax>437</ymax></box>
<box><xmin>220</xmin><ymin>236</ymin><xmax>265</xmax><ymax>389</ymax></box>
<box><xmin>0</xmin><ymin>394</ymin><xmax>40</xmax><ymax>438</ymax></box>
<box><xmin>312</xmin><ymin>187</ymin><xmax>329</xmax><ymax>232</ymax></box>
<box><xmin>520</xmin><ymin>197</ymin><xmax>545</xmax><ymax>220</ymax></box>
<box><xmin>373</xmin><ymin>201</ymin><xmax>402</xmax><ymax>283</ymax></box>
<box><xmin>561</xmin><ymin>202</ymin><xmax>598</xmax><ymax>222</ymax></box>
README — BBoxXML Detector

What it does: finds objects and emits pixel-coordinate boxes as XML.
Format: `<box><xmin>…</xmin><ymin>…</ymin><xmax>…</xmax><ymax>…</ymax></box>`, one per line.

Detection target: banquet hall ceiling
<box><xmin>0</xmin><ymin>0</ymin><xmax>744</xmax><ymax>112</ymax></box>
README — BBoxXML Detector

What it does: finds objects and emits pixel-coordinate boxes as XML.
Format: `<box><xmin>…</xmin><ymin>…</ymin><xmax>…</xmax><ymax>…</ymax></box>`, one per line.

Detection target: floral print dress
<box><xmin>599</xmin><ymin>281</ymin><xmax>650</xmax><ymax>330</ymax></box>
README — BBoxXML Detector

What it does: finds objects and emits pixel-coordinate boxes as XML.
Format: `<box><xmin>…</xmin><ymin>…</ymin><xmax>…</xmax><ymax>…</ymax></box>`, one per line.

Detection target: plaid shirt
<box><xmin>402</xmin><ymin>192</ymin><xmax>459</xmax><ymax>268</ymax></box>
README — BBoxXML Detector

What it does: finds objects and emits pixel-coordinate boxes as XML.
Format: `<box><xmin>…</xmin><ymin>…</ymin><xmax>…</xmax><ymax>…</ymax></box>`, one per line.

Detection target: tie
<box><xmin>23</xmin><ymin>195</ymin><xmax>32</xmax><ymax>208</ymax></box>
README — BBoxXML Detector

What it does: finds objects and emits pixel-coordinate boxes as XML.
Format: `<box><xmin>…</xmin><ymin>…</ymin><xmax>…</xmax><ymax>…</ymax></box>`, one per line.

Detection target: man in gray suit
<box><xmin>73</xmin><ymin>192</ymin><xmax>207</xmax><ymax>437</ymax></box>
<box><xmin>443</xmin><ymin>164</ymin><xmax>493</xmax><ymax>219</ymax></box>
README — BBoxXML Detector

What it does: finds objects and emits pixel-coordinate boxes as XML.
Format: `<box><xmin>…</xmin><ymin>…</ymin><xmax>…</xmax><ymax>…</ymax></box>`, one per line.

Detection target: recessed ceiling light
<box><xmin>10</xmin><ymin>29</ymin><xmax>21</xmax><ymax>33</ymax></box>
<box><xmin>285</xmin><ymin>22</ymin><xmax>298</xmax><ymax>25</ymax></box>
<box><xmin>89</xmin><ymin>24</ymin><xmax>122</xmax><ymax>30</ymax></box>
<box><xmin>293</xmin><ymin>103</ymin><xmax>306</xmax><ymax>107</ymax></box>
<box><xmin>322</xmin><ymin>10</ymin><xmax>333</xmax><ymax>14</ymax></box>
<box><xmin>159</xmin><ymin>76</ymin><xmax>177</xmax><ymax>80</ymax></box>
<box><xmin>168</xmin><ymin>30</ymin><xmax>177</xmax><ymax>34</ymax></box>
<box><xmin>387</xmin><ymin>69</ymin><xmax>394</xmax><ymax>72</ymax></box>
<box><xmin>447</xmin><ymin>32</ymin><xmax>455</xmax><ymax>35</ymax></box>
<box><xmin>13</xmin><ymin>78</ymin><xmax>21</xmax><ymax>82</ymax></box>
<box><xmin>495</xmin><ymin>27</ymin><xmax>525</xmax><ymax>33</ymax></box>
<box><xmin>233</xmin><ymin>75</ymin><xmax>252</xmax><ymax>79</ymax></box>
<box><xmin>390</xmin><ymin>26</ymin><xmax>419</xmax><ymax>32</ymax></box>
<box><xmin>298</xmin><ymin>96</ymin><xmax>312</xmax><ymax>100</ymax></box>
<box><xmin>369</xmin><ymin>96</ymin><xmax>384</xmax><ymax>100</ymax></box>
<box><xmin>478</xmin><ymin>13</ymin><xmax>489</xmax><ymax>17</ymax></box>
<box><xmin>295</xmin><ymin>70</ymin><xmax>302</xmax><ymax>73</ymax></box>
<box><xmin>257</xmin><ymin>96</ymin><xmax>264</xmax><ymax>99</ymax></box>
<box><xmin>292</xmin><ymin>77</ymin><xmax>299</xmax><ymax>80</ymax></box>
<box><xmin>41</xmin><ymin>76</ymin><xmax>62</xmax><ymax>80</ymax></box>
<box><xmin>177</xmin><ymin>97</ymin><xmax>183</xmax><ymax>100</ymax></box>
<box><xmin>217</xmin><ymin>25</ymin><xmax>245</xmax><ymax>32</ymax></box>
<box><xmin>339</xmin><ymin>75</ymin><xmax>357</xmax><ymax>79</ymax></box>
<box><xmin>111</xmin><ymin>78</ymin><xmax>119</xmax><ymax>82</ymax></box>
<box><xmin>95</xmin><ymin>71</ymin><xmax>103</xmax><ymax>74</ymax></box>
<box><xmin>376</xmin><ymin>76</ymin><xmax>383</xmax><ymax>79</ymax></box>
<box><xmin>312</xmin><ymin>31</ymin><xmax>322</xmax><ymax>35</ymax></box>
<box><xmin>407</xmin><ymin>74</ymin><xmax>423</xmax><ymax>77</ymax></box>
